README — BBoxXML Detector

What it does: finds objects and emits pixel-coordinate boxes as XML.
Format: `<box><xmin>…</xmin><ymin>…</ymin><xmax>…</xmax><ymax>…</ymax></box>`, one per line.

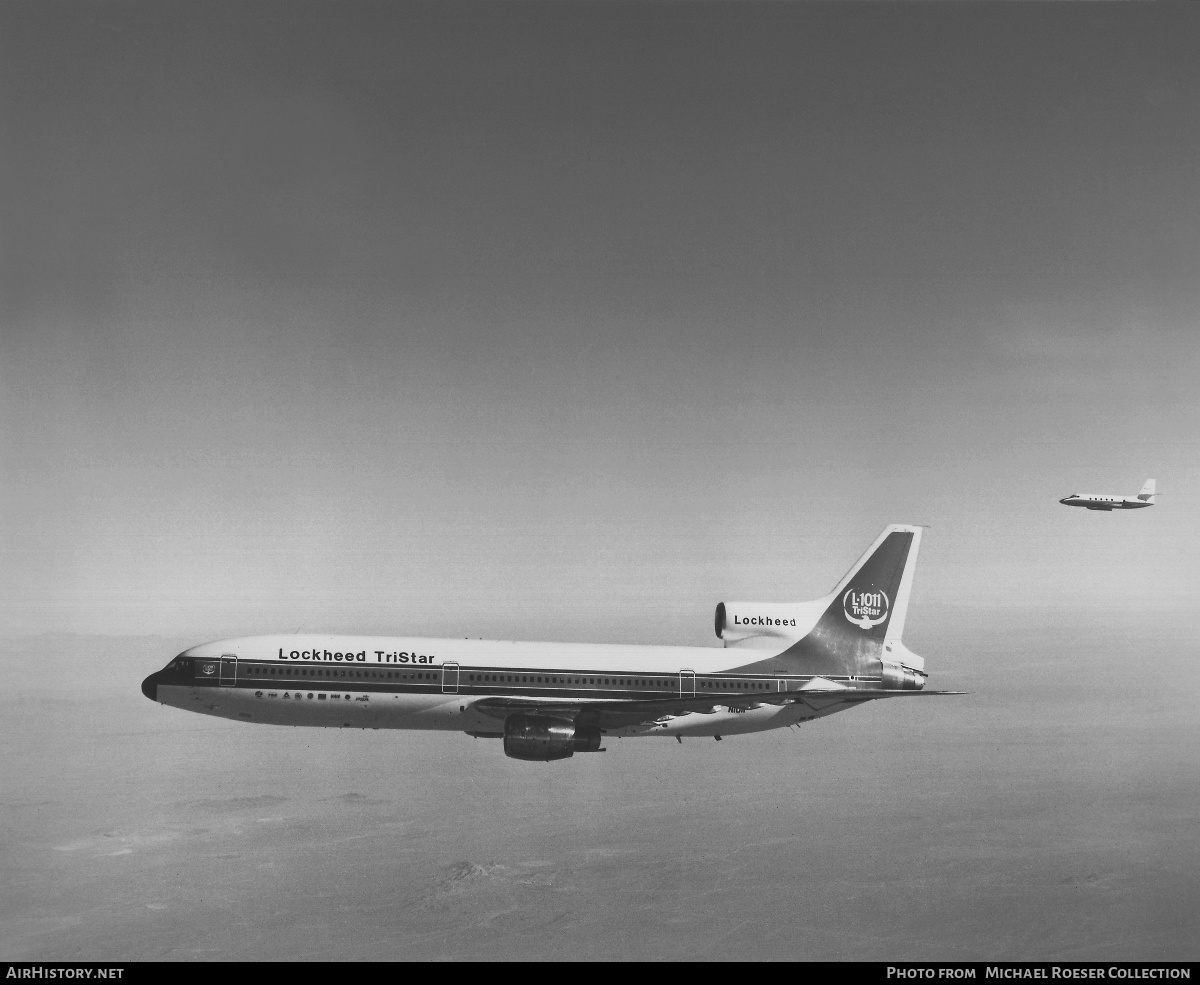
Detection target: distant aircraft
<box><xmin>141</xmin><ymin>524</ymin><xmax>959</xmax><ymax>761</ymax></box>
<box><xmin>1059</xmin><ymin>479</ymin><xmax>1156</xmax><ymax>511</ymax></box>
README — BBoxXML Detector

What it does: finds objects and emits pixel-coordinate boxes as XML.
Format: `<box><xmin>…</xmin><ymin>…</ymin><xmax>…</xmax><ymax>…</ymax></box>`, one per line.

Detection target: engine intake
<box><xmin>502</xmin><ymin>715</ymin><xmax>603</xmax><ymax>761</ymax></box>
<box><xmin>716</xmin><ymin>601</ymin><xmax>813</xmax><ymax>644</ymax></box>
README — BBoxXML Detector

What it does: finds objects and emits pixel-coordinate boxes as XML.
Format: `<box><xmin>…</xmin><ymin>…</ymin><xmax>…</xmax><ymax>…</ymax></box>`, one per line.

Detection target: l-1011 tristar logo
<box><xmin>843</xmin><ymin>588</ymin><xmax>889</xmax><ymax>629</ymax></box>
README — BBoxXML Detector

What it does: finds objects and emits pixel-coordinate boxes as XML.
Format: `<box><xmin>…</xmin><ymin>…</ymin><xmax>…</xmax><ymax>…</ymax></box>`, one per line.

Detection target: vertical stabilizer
<box><xmin>728</xmin><ymin>524</ymin><xmax>926</xmax><ymax>686</ymax></box>
<box><xmin>1137</xmin><ymin>479</ymin><xmax>1156</xmax><ymax>502</ymax></box>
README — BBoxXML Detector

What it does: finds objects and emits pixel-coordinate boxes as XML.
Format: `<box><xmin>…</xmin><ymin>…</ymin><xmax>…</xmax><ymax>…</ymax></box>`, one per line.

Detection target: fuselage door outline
<box><xmin>219</xmin><ymin>654</ymin><xmax>238</xmax><ymax>687</ymax></box>
<box><xmin>679</xmin><ymin>669</ymin><xmax>696</xmax><ymax>697</ymax></box>
<box><xmin>442</xmin><ymin>662</ymin><xmax>460</xmax><ymax>694</ymax></box>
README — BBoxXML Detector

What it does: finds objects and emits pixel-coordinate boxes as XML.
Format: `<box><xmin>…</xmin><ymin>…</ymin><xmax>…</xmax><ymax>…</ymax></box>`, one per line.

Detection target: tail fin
<box><xmin>724</xmin><ymin>524</ymin><xmax>927</xmax><ymax>687</ymax></box>
<box><xmin>827</xmin><ymin>524</ymin><xmax>922</xmax><ymax>645</ymax></box>
<box><xmin>1137</xmin><ymin>479</ymin><xmax>1156</xmax><ymax>502</ymax></box>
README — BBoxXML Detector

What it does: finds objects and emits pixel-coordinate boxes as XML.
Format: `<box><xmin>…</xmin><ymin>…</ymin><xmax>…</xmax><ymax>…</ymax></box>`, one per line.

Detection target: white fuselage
<box><xmin>150</xmin><ymin>635</ymin><xmax>845</xmax><ymax>739</ymax></box>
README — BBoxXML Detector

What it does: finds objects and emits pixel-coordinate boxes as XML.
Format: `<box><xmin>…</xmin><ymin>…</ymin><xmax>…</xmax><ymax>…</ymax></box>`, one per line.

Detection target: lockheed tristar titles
<box><xmin>141</xmin><ymin>524</ymin><xmax>959</xmax><ymax>761</ymax></box>
<box><xmin>1059</xmin><ymin>479</ymin><xmax>1156</xmax><ymax>511</ymax></box>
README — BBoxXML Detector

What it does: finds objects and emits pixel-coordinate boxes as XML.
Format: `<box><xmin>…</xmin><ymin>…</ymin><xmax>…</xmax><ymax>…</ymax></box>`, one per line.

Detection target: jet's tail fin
<box><xmin>826</xmin><ymin>523</ymin><xmax>923</xmax><ymax>645</ymax></box>
<box><xmin>1137</xmin><ymin>479</ymin><xmax>1157</xmax><ymax>502</ymax></box>
<box><xmin>719</xmin><ymin>525</ymin><xmax>927</xmax><ymax>687</ymax></box>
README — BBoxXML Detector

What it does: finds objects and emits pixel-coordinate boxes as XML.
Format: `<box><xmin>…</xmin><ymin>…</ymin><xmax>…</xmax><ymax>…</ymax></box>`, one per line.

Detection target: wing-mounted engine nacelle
<box><xmin>715</xmin><ymin>601</ymin><xmax>814</xmax><ymax>645</ymax></box>
<box><xmin>879</xmin><ymin>659</ymin><xmax>926</xmax><ymax>690</ymax></box>
<box><xmin>502</xmin><ymin>714</ymin><xmax>603</xmax><ymax>761</ymax></box>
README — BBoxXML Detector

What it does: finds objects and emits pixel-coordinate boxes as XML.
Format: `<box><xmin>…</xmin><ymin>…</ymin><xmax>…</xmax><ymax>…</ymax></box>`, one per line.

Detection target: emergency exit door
<box><xmin>219</xmin><ymin>654</ymin><xmax>238</xmax><ymax>686</ymax></box>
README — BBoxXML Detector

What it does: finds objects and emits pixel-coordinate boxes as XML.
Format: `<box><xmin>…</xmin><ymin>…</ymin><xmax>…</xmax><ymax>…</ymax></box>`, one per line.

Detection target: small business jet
<box><xmin>141</xmin><ymin>524</ymin><xmax>959</xmax><ymax>761</ymax></box>
<box><xmin>1059</xmin><ymin>479</ymin><xmax>1156</xmax><ymax>511</ymax></box>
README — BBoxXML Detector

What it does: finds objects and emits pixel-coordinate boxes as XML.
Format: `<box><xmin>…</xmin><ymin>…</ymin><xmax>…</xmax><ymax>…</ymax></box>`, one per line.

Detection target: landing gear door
<box><xmin>679</xmin><ymin>669</ymin><xmax>696</xmax><ymax>697</ymax></box>
<box><xmin>219</xmin><ymin>654</ymin><xmax>238</xmax><ymax>687</ymax></box>
<box><xmin>442</xmin><ymin>662</ymin><xmax>460</xmax><ymax>694</ymax></box>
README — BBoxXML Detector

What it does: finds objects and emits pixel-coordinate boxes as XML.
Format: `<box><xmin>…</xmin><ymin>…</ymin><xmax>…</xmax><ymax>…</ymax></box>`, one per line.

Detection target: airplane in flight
<box><xmin>1059</xmin><ymin>479</ymin><xmax>1156</xmax><ymax>511</ymax></box>
<box><xmin>141</xmin><ymin>524</ymin><xmax>959</xmax><ymax>761</ymax></box>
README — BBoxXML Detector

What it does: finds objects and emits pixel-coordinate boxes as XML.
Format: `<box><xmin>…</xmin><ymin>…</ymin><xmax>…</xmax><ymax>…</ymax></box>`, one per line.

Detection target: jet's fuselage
<box><xmin>141</xmin><ymin>635</ymin><xmax>840</xmax><ymax>738</ymax></box>
<box><xmin>1059</xmin><ymin>479</ymin><xmax>1156</xmax><ymax>511</ymax></box>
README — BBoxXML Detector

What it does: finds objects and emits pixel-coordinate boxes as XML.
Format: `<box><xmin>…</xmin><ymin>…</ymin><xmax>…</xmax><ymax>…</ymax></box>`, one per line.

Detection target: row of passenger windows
<box><xmin>249</xmin><ymin>667</ymin><xmax>437</xmax><ymax>681</ymax></box>
<box><xmin>467</xmin><ymin>674</ymin><xmax>673</xmax><ymax>686</ymax></box>
<box><xmin>236</xmin><ymin>667</ymin><xmax>770</xmax><ymax>690</ymax></box>
<box><xmin>464</xmin><ymin>674</ymin><xmax>769</xmax><ymax>690</ymax></box>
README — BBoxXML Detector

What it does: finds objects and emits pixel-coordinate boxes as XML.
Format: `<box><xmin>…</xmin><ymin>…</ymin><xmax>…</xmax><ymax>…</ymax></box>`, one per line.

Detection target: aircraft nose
<box><xmin>141</xmin><ymin>672</ymin><xmax>159</xmax><ymax>702</ymax></box>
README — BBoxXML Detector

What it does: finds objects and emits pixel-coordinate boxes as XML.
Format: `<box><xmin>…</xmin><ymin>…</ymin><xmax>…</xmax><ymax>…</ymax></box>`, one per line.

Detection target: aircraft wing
<box><xmin>470</xmin><ymin>688</ymin><xmax>964</xmax><ymax>731</ymax></box>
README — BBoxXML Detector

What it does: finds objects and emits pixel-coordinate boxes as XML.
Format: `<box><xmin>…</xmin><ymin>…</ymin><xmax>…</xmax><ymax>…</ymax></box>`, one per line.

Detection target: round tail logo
<box><xmin>843</xmin><ymin>588</ymin><xmax>889</xmax><ymax>630</ymax></box>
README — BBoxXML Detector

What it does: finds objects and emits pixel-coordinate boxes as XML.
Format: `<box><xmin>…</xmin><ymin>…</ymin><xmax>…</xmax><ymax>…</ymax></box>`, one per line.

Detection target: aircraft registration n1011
<box><xmin>1059</xmin><ymin>479</ymin><xmax>1156</xmax><ymax>512</ymax></box>
<box><xmin>141</xmin><ymin>524</ymin><xmax>960</xmax><ymax>761</ymax></box>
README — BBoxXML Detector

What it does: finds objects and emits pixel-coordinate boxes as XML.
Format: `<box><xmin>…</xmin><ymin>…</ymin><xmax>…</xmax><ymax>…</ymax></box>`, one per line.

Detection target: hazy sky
<box><xmin>3</xmin><ymin>2</ymin><xmax>1199</xmax><ymax>640</ymax></box>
